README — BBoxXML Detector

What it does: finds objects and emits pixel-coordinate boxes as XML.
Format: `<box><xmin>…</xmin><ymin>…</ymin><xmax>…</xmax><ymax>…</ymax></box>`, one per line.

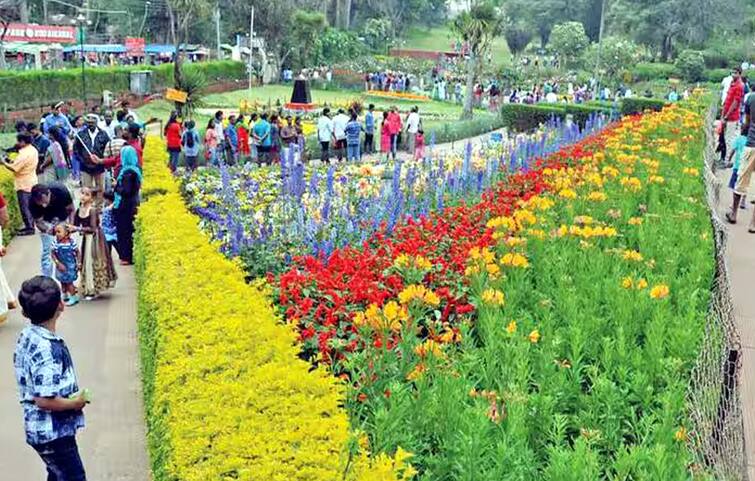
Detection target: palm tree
<box><xmin>453</xmin><ymin>1</ymin><xmax>503</xmax><ymax>119</ymax></box>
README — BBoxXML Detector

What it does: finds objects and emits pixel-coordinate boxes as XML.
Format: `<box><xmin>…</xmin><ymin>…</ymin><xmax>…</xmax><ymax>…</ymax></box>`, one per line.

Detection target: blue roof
<box><xmin>63</xmin><ymin>44</ymin><xmax>126</xmax><ymax>53</ymax></box>
<box><xmin>145</xmin><ymin>44</ymin><xmax>175</xmax><ymax>54</ymax></box>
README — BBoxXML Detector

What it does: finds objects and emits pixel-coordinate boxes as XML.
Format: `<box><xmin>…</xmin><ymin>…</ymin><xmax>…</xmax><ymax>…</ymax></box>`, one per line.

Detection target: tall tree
<box><xmin>609</xmin><ymin>0</ymin><xmax>744</xmax><ymax>60</ymax></box>
<box><xmin>290</xmin><ymin>10</ymin><xmax>327</xmax><ymax>68</ymax></box>
<box><xmin>453</xmin><ymin>1</ymin><xmax>502</xmax><ymax>119</ymax></box>
<box><xmin>334</xmin><ymin>0</ymin><xmax>352</xmax><ymax>29</ymax></box>
<box><xmin>166</xmin><ymin>0</ymin><xmax>212</xmax><ymax>113</ymax></box>
<box><xmin>503</xmin><ymin>21</ymin><xmax>533</xmax><ymax>57</ymax></box>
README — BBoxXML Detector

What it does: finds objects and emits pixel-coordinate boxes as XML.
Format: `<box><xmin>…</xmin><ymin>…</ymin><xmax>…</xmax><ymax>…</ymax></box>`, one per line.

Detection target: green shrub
<box><xmin>704</xmin><ymin>67</ymin><xmax>732</xmax><ymax>83</ymax></box>
<box><xmin>633</xmin><ymin>62</ymin><xmax>677</xmax><ymax>81</ymax></box>
<box><xmin>500</xmin><ymin>103</ymin><xmax>566</xmax><ymax>131</ymax></box>
<box><xmin>0</xmin><ymin>61</ymin><xmax>245</xmax><ymax>110</ymax></box>
<box><xmin>432</xmin><ymin>115</ymin><xmax>506</xmax><ymax>144</ymax></box>
<box><xmin>621</xmin><ymin>97</ymin><xmax>668</xmax><ymax>116</ymax></box>
<box><xmin>675</xmin><ymin>50</ymin><xmax>706</xmax><ymax>82</ymax></box>
<box><xmin>561</xmin><ymin>104</ymin><xmax>612</xmax><ymax>126</ymax></box>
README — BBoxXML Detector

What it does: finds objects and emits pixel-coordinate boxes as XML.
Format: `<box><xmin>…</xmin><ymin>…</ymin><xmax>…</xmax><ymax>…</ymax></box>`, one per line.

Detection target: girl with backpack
<box><xmin>181</xmin><ymin>120</ymin><xmax>200</xmax><ymax>171</ymax></box>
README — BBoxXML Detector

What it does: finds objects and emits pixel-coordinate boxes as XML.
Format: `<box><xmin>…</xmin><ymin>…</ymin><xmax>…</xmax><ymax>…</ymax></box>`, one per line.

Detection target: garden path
<box><xmin>718</xmin><ymin>173</ymin><xmax>755</xmax><ymax>481</ymax></box>
<box><xmin>0</xmin><ymin>234</ymin><xmax>150</xmax><ymax>480</ymax></box>
<box><xmin>361</xmin><ymin>127</ymin><xmax>508</xmax><ymax>162</ymax></box>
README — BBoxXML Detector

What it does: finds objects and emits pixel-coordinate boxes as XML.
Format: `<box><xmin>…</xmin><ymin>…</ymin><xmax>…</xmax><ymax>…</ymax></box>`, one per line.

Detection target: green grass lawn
<box><xmin>139</xmin><ymin>86</ymin><xmax>476</xmax><ymax>131</ymax></box>
<box><xmin>202</xmin><ymin>86</ymin><xmax>464</xmax><ymax>116</ymax></box>
<box><xmin>402</xmin><ymin>25</ymin><xmax>511</xmax><ymax>68</ymax></box>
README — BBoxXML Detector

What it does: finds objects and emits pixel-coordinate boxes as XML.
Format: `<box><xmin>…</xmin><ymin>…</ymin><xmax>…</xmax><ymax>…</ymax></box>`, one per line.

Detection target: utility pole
<box><xmin>215</xmin><ymin>5</ymin><xmax>221</xmax><ymax>60</ymax></box>
<box><xmin>593</xmin><ymin>0</ymin><xmax>607</xmax><ymax>99</ymax></box>
<box><xmin>248</xmin><ymin>6</ymin><xmax>254</xmax><ymax>91</ymax></box>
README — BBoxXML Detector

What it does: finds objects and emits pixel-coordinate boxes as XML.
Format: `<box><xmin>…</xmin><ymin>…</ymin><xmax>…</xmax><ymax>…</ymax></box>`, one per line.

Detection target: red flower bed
<box><xmin>277</xmin><ymin>126</ymin><xmax>616</xmax><ymax>363</ymax></box>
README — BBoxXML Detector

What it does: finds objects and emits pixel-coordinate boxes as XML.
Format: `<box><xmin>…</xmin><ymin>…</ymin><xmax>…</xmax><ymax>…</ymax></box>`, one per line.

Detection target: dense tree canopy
<box><xmin>2</xmin><ymin>0</ymin><xmax>752</xmax><ymax>68</ymax></box>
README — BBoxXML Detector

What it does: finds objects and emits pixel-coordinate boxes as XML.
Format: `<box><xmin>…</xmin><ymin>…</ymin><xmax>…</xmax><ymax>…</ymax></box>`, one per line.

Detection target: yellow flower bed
<box><xmin>365</xmin><ymin>90</ymin><xmax>430</xmax><ymax>102</ymax></box>
<box><xmin>136</xmin><ymin>136</ymin><xmax>406</xmax><ymax>480</ymax></box>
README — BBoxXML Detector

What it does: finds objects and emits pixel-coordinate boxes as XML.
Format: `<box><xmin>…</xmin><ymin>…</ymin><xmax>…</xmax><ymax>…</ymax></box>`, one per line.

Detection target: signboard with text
<box><xmin>3</xmin><ymin>23</ymin><xmax>76</xmax><ymax>44</ymax></box>
<box><xmin>165</xmin><ymin>88</ymin><xmax>188</xmax><ymax>103</ymax></box>
<box><xmin>125</xmin><ymin>37</ymin><xmax>145</xmax><ymax>55</ymax></box>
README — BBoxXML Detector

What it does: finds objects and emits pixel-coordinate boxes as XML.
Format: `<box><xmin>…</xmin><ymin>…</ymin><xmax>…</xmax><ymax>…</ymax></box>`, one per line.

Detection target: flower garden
<box><xmin>136</xmin><ymin>97</ymin><xmax>720</xmax><ymax>480</ymax></box>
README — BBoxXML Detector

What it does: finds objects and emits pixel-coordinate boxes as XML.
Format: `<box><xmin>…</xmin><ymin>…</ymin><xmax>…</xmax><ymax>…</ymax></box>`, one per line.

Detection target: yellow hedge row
<box><xmin>135</xmin><ymin>137</ymin><xmax>404</xmax><ymax>481</ymax></box>
<box><xmin>0</xmin><ymin>168</ymin><xmax>23</xmax><ymax>240</ymax></box>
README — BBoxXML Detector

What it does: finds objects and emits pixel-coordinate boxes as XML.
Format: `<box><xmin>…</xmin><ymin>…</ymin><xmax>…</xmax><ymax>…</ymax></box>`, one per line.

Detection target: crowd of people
<box><xmin>316</xmin><ymin>104</ymin><xmax>424</xmax><ymax>163</ymax></box>
<box><xmin>715</xmin><ymin>66</ymin><xmax>755</xmax><ymax>231</ymax></box>
<box><xmin>1</xmin><ymin>100</ymin><xmax>147</xmax><ymax>305</ymax></box>
<box><xmin>364</xmin><ymin>70</ymin><xmax>416</xmax><ymax>92</ymax></box>
<box><xmin>180</xmin><ymin>110</ymin><xmax>309</xmax><ymax>167</ymax></box>
<box><xmin>3</xmin><ymin>97</ymin><xmax>151</xmax><ymax>481</ymax></box>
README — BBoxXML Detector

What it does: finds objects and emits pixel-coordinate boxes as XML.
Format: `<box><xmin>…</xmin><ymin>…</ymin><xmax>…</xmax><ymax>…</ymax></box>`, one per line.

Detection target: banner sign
<box><xmin>125</xmin><ymin>37</ymin><xmax>145</xmax><ymax>55</ymax></box>
<box><xmin>165</xmin><ymin>88</ymin><xmax>188</xmax><ymax>103</ymax></box>
<box><xmin>3</xmin><ymin>23</ymin><xmax>76</xmax><ymax>44</ymax></box>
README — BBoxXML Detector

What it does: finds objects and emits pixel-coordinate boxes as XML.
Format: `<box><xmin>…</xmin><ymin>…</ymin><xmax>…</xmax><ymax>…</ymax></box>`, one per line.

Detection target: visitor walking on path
<box><xmin>204</xmin><ymin>119</ymin><xmax>219</xmax><ymax>166</ymax></box>
<box><xmin>2</xmin><ymin>133</ymin><xmax>39</xmax><ymax>236</ymax></box>
<box><xmin>405</xmin><ymin>106</ymin><xmax>421</xmax><ymax>154</ymax></box>
<box><xmin>364</xmin><ymin>104</ymin><xmax>375</xmax><ymax>155</ymax></box>
<box><xmin>280</xmin><ymin>116</ymin><xmax>298</xmax><ymax>163</ymax></box>
<box><xmin>317</xmin><ymin>108</ymin><xmax>334</xmax><ymax>163</ymax></box>
<box><xmin>722</xmin><ymin>67</ymin><xmax>745</xmax><ymax>160</ymax></box>
<box><xmin>29</xmin><ymin>183</ymin><xmax>75</xmax><ymax>278</ymax></box>
<box><xmin>113</xmin><ymin>145</ymin><xmax>142</xmax><ymax>265</ymax></box>
<box><xmin>164</xmin><ymin>112</ymin><xmax>182</xmax><ymax>172</ymax></box>
<box><xmin>345</xmin><ymin>113</ymin><xmax>363</xmax><ymax>162</ymax></box>
<box><xmin>253</xmin><ymin>113</ymin><xmax>272</xmax><ymax>166</ymax></box>
<box><xmin>181</xmin><ymin>121</ymin><xmax>200</xmax><ymax>171</ymax></box>
<box><xmin>726</xmin><ymin>91</ymin><xmax>755</xmax><ymax>231</ymax></box>
<box><xmin>332</xmin><ymin>109</ymin><xmax>350</xmax><ymax>162</ymax></box>
<box><xmin>42</xmin><ymin>102</ymin><xmax>73</xmax><ymax>138</ymax></box>
<box><xmin>380</xmin><ymin>111</ymin><xmax>391</xmax><ymax>161</ymax></box>
<box><xmin>76</xmin><ymin>115</ymin><xmax>110</xmax><ymax>202</ymax></box>
<box><xmin>74</xmin><ymin>187</ymin><xmax>117</xmax><ymax>299</ymax></box>
<box><xmin>51</xmin><ymin>223</ymin><xmax>80</xmax><ymax>306</ymax></box>
<box><xmin>13</xmin><ymin>276</ymin><xmax>89</xmax><ymax>481</ymax></box>
<box><xmin>386</xmin><ymin>107</ymin><xmax>402</xmax><ymax>161</ymax></box>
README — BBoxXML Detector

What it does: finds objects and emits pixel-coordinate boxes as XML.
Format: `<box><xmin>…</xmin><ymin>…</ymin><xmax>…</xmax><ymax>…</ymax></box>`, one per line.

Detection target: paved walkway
<box><xmin>0</xmin><ymin>234</ymin><xmax>149</xmax><ymax>480</ymax></box>
<box><xmin>717</xmin><ymin>170</ymin><xmax>755</xmax><ymax>481</ymax></box>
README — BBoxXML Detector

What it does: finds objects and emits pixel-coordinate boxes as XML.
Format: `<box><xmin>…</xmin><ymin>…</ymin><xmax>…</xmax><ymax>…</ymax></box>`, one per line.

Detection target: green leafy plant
<box><xmin>675</xmin><ymin>50</ymin><xmax>706</xmax><ymax>82</ymax></box>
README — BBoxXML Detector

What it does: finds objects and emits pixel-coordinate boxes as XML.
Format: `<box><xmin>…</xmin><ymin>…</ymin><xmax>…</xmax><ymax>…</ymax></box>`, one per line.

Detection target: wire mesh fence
<box><xmin>686</xmin><ymin>103</ymin><xmax>747</xmax><ymax>481</ymax></box>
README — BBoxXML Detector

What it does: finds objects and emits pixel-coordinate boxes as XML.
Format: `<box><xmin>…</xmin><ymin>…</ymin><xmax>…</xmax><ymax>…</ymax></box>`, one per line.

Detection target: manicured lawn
<box><xmin>402</xmin><ymin>25</ymin><xmax>512</xmax><ymax>67</ymax></box>
<box><xmin>203</xmin><ymin>86</ymin><xmax>464</xmax><ymax>116</ymax></box>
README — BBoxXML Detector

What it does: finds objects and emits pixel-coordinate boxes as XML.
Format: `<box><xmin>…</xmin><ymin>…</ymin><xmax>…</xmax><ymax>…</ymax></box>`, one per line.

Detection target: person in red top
<box><xmin>92</xmin><ymin>124</ymin><xmax>143</xmax><ymax>178</ymax></box>
<box><xmin>236</xmin><ymin>115</ymin><xmax>251</xmax><ymax>162</ymax></box>
<box><xmin>386</xmin><ymin>107</ymin><xmax>402</xmax><ymax>161</ymax></box>
<box><xmin>723</xmin><ymin>67</ymin><xmax>745</xmax><ymax>159</ymax></box>
<box><xmin>164</xmin><ymin>111</ymin><xmax>182</xmax><ymax>172</ymax></box>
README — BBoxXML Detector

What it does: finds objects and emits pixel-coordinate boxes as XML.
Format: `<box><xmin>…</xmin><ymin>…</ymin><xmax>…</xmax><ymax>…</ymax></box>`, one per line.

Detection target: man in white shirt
<box><xmin>332</xmin><ymin>109</ymin><xmax>349</xmax><ymax>161</ymax></box>
<box><xmin>405</xmin><ymin>106</ymin><xmax>421</xmax><ymax>153</ymax></box>
<box><xmin>317</xmin><ymin>108</ymin><xmax>334</xmax><ymax>163</ymax></box>
<box><xmin>545</xmin><ymin>91</ymin><xmax>558</xmax><ymax>103</ymax></box>
<box><xmin>98</xmin><ymin>111</ymin><xmax>117</xmax><ymax>139</ymax></box>
<box><xmin>722</xmin><ymin>74</ymin><xmax>733</xmax><ymax>105</ymax></box>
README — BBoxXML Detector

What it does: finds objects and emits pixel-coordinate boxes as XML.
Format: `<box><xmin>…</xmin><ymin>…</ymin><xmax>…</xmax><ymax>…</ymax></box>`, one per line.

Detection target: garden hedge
<box><xmin>500</xmin><ymin>104</ymin><xmax>567</xmax><ymax>131</ymax></box>
<box><xmin>135</xmin><ymin>137</ymin><xmax>407</xmax><ymax>481</ymax></box>
<box><xmin>621</xmin><ymin>97</ymin><xmax>669</xmax><ymax>116</ymax></box>
<box><xmin>0</xmin><ymin>60</ymin><xmax>245</xmax><ymax>110</ymax></box>
<box><xmin>500</xmin><ymin>103</ymin><xmax>611</xmax><ymax>132</ymax></box>
<box><xmin>0</xmin><ymin>170</ymin><xmax>21</xmax><ymax>241</ymax></box>
<box><xmin>632</xmin><ymin>62</ymin><xmax>677</xmax><ymax>81</ymax></box>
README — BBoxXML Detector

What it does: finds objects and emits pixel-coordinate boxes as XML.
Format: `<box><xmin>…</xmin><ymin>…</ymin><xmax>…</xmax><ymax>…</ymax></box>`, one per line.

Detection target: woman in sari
<box><xmin>74</xmin><ymin>187</ymin><xmax>117</xmax><ymax>299</ymax></box>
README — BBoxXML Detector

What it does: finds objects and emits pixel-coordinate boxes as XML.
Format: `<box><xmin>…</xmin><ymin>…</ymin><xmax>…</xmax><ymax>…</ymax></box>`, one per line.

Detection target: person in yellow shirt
<box><xmin>2</xmin><ymin>133</ymin><xmax>39</xmax><ymax>235</ymax></box>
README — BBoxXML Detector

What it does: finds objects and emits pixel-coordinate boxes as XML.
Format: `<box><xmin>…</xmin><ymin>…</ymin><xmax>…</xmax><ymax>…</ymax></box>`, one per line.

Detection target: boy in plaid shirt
<box><xmin>13</xmin><ymin>276</ymin><xmax>88</xmax><ymax>480</ymax></box>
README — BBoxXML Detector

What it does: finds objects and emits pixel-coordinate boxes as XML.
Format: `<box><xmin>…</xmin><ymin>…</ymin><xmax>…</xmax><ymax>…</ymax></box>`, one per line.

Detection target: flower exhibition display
<box><xmin>136</xmin><ymin>98</ymin><xmax>719</xmax><ymax>480</ymax></box>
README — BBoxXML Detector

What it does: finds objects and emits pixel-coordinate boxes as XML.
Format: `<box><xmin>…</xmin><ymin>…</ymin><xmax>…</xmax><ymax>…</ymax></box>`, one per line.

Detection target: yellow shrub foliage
<box><xmin>136</xmin><ymin>137</ymin><xmax>403</xmax><ymax>481</ymax></box>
